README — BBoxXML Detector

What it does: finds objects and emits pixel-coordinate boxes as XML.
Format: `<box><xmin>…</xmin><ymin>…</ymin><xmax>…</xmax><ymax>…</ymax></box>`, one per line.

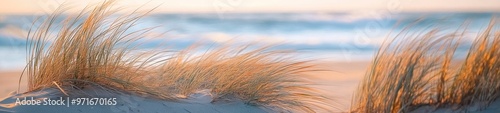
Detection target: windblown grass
<box><xmin>22</xmin><ymin>1</ymin><xmax>332</xmax><ymax>112</ymax></box>
<box><xmin>351</xmin><ymin>20</ymin><xmax>500</xmax><ymax>113</ymax></box>
<box><xmin>451</xmin><ymin>21</ymin><xmax>500</xmax><ymax>109</ymax></box>
<box><xmin>150</xmin><ymin>46</ymin><xmax>333</xmax><ymax>112</ymax></box>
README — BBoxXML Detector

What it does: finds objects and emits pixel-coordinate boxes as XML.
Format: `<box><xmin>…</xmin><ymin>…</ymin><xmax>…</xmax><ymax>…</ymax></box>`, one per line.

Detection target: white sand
<box><xmin>410</xmin><ymin>100</ymin><xmax>500</xmax><ymax>113</ymax></box>
<box><xmin>3</xmin><ymin>61</ymin><xmax>500</xmax><ymax>112</ymax></box>
<box><xmin>0</xmin><ymin>61</ymin><xmax>371</xmax><ymax>112</ymax></box>
<box><xmin>0</xmin><ymin>86</ymin><xmax>270</xmax><ymax>113</ymax></box>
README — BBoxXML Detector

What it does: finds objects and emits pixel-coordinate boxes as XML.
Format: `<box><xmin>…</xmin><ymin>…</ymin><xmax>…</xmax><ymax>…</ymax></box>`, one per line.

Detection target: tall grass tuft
<box><xmin>23</xmin><ymin>0</ymin><xmax>173</xmax><ymax>99</ymax></box>
<box><xmin>22</xmin><ymin>0</ymin><xmax>332</xmax><ymax>112</ymax></box>
<box><xmin>351</xmin><ymin>20</ymin><xmax>500</xmax><ymax>112</ymax></box>
<box><xmin>149</xmin><ymin>46</ymin><xmax>333</xmax><ymax>112</ymax></box>
<box><xmin>451</xmin><ymin>20</ymin><xmax>500</xmax><ymax>109</ymax></box>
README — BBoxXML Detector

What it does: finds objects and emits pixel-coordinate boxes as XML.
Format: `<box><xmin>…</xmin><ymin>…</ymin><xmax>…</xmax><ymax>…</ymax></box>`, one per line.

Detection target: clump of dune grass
<box><xmin>451</xmin><ymin>21</ymin><xmax>500</xmax><ymax>109</ymax></box>
<box><xmin>351</xmin><ymin>20</ymin><xmax>500</xmax><ymax>113</ymax></box>
<box><xmin>145</xmin><ymin>45</ymin><xmax>333</xmax><ymax>112</ymax></box>
<box><xmin>351</xmin><ymin>27</ymin><xmax>464</xmax><ymax>113</ymax></box>
<box><xmin>23</xmin><ymin>1</ymin><xmax>171</xmax><ymax>99</ymax></box>
<box><xmin>21</xmin><ymin>0</ymin><xmax>332</xmax><ymax>112</ymax></box>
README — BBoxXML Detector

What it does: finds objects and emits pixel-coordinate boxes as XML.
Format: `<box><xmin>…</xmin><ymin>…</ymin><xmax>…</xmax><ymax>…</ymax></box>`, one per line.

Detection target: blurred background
<box><xmin>0</xmin><ymin>1</ymin><xmax>499</xmax><ymax>107</ymax></box>
<box><xmin>0</xmin><ymin>0</ymin><xmax>499</xmax><ymax>70</ymax></box>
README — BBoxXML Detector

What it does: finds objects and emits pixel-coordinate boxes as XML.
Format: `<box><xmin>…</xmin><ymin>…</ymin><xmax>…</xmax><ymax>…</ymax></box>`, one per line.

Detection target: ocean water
<box><xmin>0</xmin><ymin>12</ymin><xmax>498</xmax><ymax>70</ymax></box>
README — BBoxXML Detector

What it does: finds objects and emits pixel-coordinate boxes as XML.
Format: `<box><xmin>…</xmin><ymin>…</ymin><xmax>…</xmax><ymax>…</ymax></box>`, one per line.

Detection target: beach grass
<box><xmin>351</xmin><ymin>20</ymin><xmax>500</xmax><ymax>112</ymax></box>
<box><xmin>21</xmin><ymin>0</ymin><xmax>333</xmax><ymax>112</ymax></box>
<box><xmin>451</xmin><ymin>21</ymin><xmax>500</xmax><ymax>109</ymax></box>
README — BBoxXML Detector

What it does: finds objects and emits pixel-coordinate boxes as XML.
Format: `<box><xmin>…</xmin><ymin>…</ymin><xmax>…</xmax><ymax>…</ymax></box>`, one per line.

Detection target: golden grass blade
<box><xmin>22</xmin><ymin>0</ymin><xmax>335</xmax><ymax>112</ymax></box>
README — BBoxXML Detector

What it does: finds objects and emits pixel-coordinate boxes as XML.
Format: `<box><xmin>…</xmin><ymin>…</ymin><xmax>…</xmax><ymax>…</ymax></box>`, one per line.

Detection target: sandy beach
<box><xmin>3</xmin><ymin>60</ymin><xmax>500</xmax><ymax>113</ymax></box>
<box><xmin>0</xmin><ymin>71</ymin><xmax>26</xmax><ymax>98</ymax></box>
<box><xmin>0</xmin><ymin>61</ymin><xmax>369</xmax><ymax>112</ymax></box>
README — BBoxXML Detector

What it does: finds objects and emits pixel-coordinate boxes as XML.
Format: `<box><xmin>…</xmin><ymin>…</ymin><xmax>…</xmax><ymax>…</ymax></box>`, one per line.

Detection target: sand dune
<box><xmin>0</xmin><ymin>61</ymin><xmax>368</xmax><ymax>112</ymax></box>
<box><xmin>2</xmin><ymin>59</ymin><xmax>500</xmax><ymax>112</ymax></box>
<box><xmin>0</xmin><ymin>86</ymin><xmax>271</xmax><ymax>113</ymax></box>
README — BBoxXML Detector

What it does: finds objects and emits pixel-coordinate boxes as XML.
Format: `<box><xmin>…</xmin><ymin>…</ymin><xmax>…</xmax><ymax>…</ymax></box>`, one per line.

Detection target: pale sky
<box><xmin>0</xmin><ymin>0</ymin><xmax>499</xmax><ymax>14</ymax></box>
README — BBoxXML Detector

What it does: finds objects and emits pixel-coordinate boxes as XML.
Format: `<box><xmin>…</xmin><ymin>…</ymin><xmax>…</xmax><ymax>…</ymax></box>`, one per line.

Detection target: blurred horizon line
<box><xmin>1</xmin><ymin>0</ymin><xmax>499</xmax><ymax>15</ymax></box>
